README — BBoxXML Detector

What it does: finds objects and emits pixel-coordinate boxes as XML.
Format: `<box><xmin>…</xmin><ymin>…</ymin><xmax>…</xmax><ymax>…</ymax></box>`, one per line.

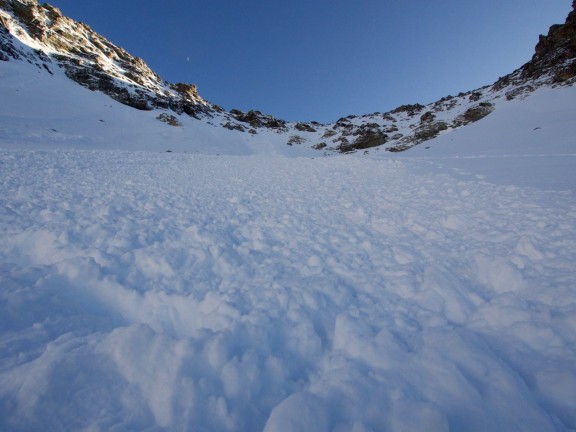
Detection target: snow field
<box><xmin>1</xmin><ymin>150</ymin><xmax>576</xmax><ymax>431</ymax></box>
<box><xmin>400</xmin><ymin>85</ymin><xmax>576</xmax><ymax>192</ymax></box>
<box><xmin>0</xmin><ymin>60</ymin><xmax>321</xmax><ymax>157</ymax></box>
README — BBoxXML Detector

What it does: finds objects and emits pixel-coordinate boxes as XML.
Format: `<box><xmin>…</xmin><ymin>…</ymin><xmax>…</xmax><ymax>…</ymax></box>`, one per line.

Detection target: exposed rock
<box><xmin>156</xmin><ymin>113</ymin><xmax>181</xmax><ymax>127</ymax></box>
<box><xmin>170</xmin><ymin>82</ymin><xmax>199</xmax><ymax>101</ymax></box>
<box><xmin>237</xmin><ymin>111</ymin><xmax>264</xmax><ymax>128</ymax></box>
<box><xmin>386</xmin><ymin>145</ymin><xmax>409</xmax><ymax>153</ymax></box>
<box><xmin>391</xmin><ymin>103</ymin><xmax>424</xmax><ymax>116</ymax></box>
<box><xmin>0</xmin><ymin>13</ymin><xmax>9</xmax><ymax>30</ymax></box>
<box><xmin>222</xmin><ymin>121</ymin><xmax>245</xmax><ymax>132</ymax></box>
<box><xmin>351</xmin><ymin>130</ymin><xmax>387</xmax><ymax>150</ymax></box>
<box><xmin>230</xmin><ymin>109</ymin><xmax>287</xmax><ymax>131</ymax></box>
<box><xmin>553</xmin><ymin>62</ymin><xmax>576</xmax><ymax>82</ymax></box>
<box><xmin>295</xmin><ymin>122</ymin><xmax>316</xmax><ymax>132</ymax></box>
<box><xmin>505</xmin><ymin>85</ymin><xmax>534</xmax><ymax>101</ymax></box>
<box><xmin>336</xmin><ymin>130</ymin><xmax>387</xmax><ymax>153</ymax></box>
<box><xmin>355</xmin><ymin>122</ymin><xmax>380</xmax><ymax>131</ymax></box>
<box><xmin>432</xmin><ymin>96</ymin><xmax>458</xmax><ymax>112</ymax></box>
<box><xmin>452</xmin><ymin>103</ymin><xmax>494</xmax><ymax>127</ymax></box>
<box><xmin>334</xmin><ymin>117</ymin><xmax>353</xmax><ymax>129</ymax></box>
<box><xmin>468</xmin><ymin>91</ymin><xmax>482</xmax><ymax>102</ymax></box>
<box><xmin>10</xmin><ymin>1</ymin><xmax>37</xmax><ymax>33</ymax></box>
<box><xmin>520</xmin><ymin>1</ymin><xmax>576</xmax><ymax>83</ymax></box>
<box><xmin>0</xmin><ymin>14</ymin><xmax>22</xmax><ymax>60</ymax></box>
<box><xmin>287</xmin><ymin>135</ymin><xmax>306</xmax><ymax>145</ymax></box>
<box><xmin>322</xmin><ymin>129</ymin><xmax>337</xmax><ymax>139</ymax></box>
<box><xmin>420</xmin><ymin>111</ymin><xmax>436</xmax><ymax>123</ymax></box>
<box><xmin>59</xmin><ymin>57</ymin><xmax>151</xmax><ymax>110</ymax></box>
<box><xmin>534</xmin><ymin>3</ymin><xmax>576</xmax><ymax>59</ymax></box>
<box><xmin>414</xmin><ymin>121</ymin><xmax>448</xmax><ymax>142</ymax></box>
<box><xmin>42</xmin><ymin>3</ymin><xmax>63</xmax><ymax>20</ymax></box>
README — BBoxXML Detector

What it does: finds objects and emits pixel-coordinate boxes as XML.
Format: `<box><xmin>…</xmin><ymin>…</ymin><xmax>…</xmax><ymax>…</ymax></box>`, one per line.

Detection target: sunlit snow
<box><xmin>1</xmin><ymin>48</ymin><xmax>576</xmax><ymax>432</ymax></box>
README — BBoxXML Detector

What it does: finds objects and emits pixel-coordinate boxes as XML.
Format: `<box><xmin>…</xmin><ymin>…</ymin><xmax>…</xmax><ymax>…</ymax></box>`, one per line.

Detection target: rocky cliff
<box><xmin>0</xmin><ymin>0</ymin><xmax>211</xmax><ymax>116</ymax></box>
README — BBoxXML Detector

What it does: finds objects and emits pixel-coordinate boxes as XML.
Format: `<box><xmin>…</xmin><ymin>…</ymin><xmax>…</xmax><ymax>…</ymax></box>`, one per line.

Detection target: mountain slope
<box><xmin>1</xmin><ymin>0</ymin><xmax>575</xmax><ymax>154</ymax></box>
<box><xmin>0</xmin><ymin>119</ymin><xmax>575</xmax><ymax>431</ymax></box>
<box><xmin>1</xmin><ymin>2</ymin><xmax>576</xmax><ymax>432</ymax></box>
<box><xmin>0</xmin><ymin>0</ymin><xmax>209</xmax><ymax>113</ymax></box>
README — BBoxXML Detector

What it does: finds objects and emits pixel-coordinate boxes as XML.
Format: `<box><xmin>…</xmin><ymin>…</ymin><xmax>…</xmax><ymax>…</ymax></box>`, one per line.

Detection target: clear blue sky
<box><xmin>46</xmin><ymin>0</ymin><xmax>572</xmax><ymax>123</ymax></box>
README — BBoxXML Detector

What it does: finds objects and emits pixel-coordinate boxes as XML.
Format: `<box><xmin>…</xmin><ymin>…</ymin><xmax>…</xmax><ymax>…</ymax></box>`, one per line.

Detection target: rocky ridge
<box><xmin>1</xmin><ymin>0</ymin><xmax>575</xmax><ymax>153</ymax></box>
<box><xmin>0</xmin><ymin>0</ymin><xmax>211</xmax><ymax>116</ymax></box>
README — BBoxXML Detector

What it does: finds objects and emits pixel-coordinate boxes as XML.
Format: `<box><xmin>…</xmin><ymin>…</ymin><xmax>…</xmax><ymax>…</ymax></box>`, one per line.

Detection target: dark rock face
<box><xmin>57</xmin><ymin>55</ymin><xmax>152</xmax><ymax>110</ymax></box>
<box><xmin>9</xmin><ymin>0</ymin><xmax>37</xmax><ymax>34</ymax></box>
<box><xmin>223</xmin><ymin>122</ymin><xmax>246</xmax><ymax>132</ymax></box>
<box><xmin>156</xmin><ymin>113</ymin><xmax>181</xmax><ymax>127</ymax></box>
<box><xmin>332</xmin><ymin>128</ymin><xmax>387</xmax><ymax>153</ymax></box>
<box><xmin>534</xmin><ymin>3</ymin><xmax>576</xmax><ymax>59</ymax></box>
<box><xmin>452</xmin><ymin>103</ymin><xmax>494</xmax><ymax>127</ymax></box>
<box><xmin>391</xmin><ymin>104</ymin><xmax>424</xmax><ymax>116</ymax></box>
<box><xmin>350</xmin><ymin>130</ymin><xmax>387</xmax><ymax>151</ymax></box>
<box><xmin>420</xmin><ymin>111</ymin><xmax>436</xmax><ymax>123</ymax></box>
<box><xmin>0</xmin><ymin>14</ymin><xmax>22</xmax><ymax>60</ymax></box>
<box><xmin>230</xmin><ymin>109</ymin><xmax>287</xmax><ymax>131</ymax></box>
<box><xmin>384</xmin><ymin>121</ymin><xmax>449</xmax><ymax>152</ymax></box>
<box><xmin>521</xmin><ymin>2</ymin><xmax>576</xmax><ymax>82</ymax></box>
<box><xmin>295</xmin><ymin>122</ymin><xmax>316</xmax><ymax>132</ymax></box>
<box><xmin>287</xmin><ymin>135</ymin><xmax>306</xmax><ymax>146</ymax></box>
<box><xmin>414</xmin><ymin>121</ymin><xmax>448</xmax><ymax>141</ymax></box>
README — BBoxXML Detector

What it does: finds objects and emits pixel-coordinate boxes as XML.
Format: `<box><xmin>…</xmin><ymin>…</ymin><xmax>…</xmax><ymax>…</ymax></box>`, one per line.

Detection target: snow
<box><xmin>396</xmin><ymin>85</ymin><xmax>576</xmax><ymax>192</ymax></box>
<box><xmin>1</xmin><ymin>148</ymin><xmax>575</xmax><ymax>431</ymax></box>
<box><xmin>0</xmin><ymin>59</ymin><xmax>318</xmax><ymax>157</ymax></box>
<box><xmin>2</xmin><ymin>38</ymin><xmax>576</xmax><ymax>432</ymax></box>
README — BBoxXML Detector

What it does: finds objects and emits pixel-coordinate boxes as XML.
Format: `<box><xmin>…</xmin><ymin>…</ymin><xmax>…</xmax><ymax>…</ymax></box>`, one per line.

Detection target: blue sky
<box><xmin>47</xmin><ymin>0</ymin><xmax>572</xmax><ymax>123</ymax></box>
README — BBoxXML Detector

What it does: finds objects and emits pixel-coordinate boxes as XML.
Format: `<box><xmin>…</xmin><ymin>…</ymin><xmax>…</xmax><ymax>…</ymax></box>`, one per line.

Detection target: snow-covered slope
<box><xmin>1</xmin><ymin>147</ymin><xmax>575</xmax><ymax>431</ymax></box>
<box><xmin>1</xmin><ymin>0</ymin><xmax>575</xmax><ymax>154</ymax></box>
<box><xmin>392</xmin><ymin>84</ymin><xmax>576</xmax><ymax>192</ymax></box>
<box><xmin>1</xmin><ymin>1</ymin><xmax>576</xmax><ymax>432</ymax></box>
<box><xmin>0</xmin><ymin>58</ymin><xmax>317</xmax><ymax>156</ymax></box>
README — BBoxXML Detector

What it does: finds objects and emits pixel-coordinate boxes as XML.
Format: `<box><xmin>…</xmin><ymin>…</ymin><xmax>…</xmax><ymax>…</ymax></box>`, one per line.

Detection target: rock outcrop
<box><xmin>527</xmin><ymin>0</ymin><xmax>576</xmax><ymax>82</ymax></box>
<box><xmin>0</xmin><ymin>0</ymin><xmax>211</xmax><ymax>114</ymax></box>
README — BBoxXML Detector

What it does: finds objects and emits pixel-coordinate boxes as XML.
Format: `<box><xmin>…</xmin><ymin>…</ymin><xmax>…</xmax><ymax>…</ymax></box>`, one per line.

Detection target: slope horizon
<box><xmin>44</xmin><ymin>0</ymin><xmax>572</xmax><ymax>123</ymax></box>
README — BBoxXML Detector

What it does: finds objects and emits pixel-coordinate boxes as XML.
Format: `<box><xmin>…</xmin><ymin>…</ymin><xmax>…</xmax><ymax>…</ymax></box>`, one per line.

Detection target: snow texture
<box><xmin>1</xmin><ymin>27</ymin><xmax>576</xmax><ymax>432</ymax></box>
<box><xmin>1</xmin><ymin>148</ymin><xmax>575</xmax><ymax>431</ymax></box>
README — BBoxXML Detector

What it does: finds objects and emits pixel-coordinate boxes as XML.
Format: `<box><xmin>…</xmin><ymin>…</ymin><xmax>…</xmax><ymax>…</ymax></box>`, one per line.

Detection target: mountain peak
<box><xmin>1</xmin><ymin>0</ymin><xmax>211</xmax><ymax>114</ymax></box>
<box><xmin>522</xmin><ymin>1</ymin><xmax>576</xmax><ymax>83</ymax></box>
